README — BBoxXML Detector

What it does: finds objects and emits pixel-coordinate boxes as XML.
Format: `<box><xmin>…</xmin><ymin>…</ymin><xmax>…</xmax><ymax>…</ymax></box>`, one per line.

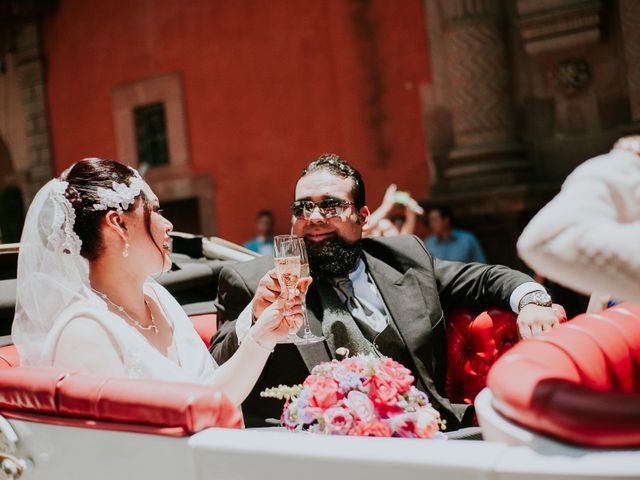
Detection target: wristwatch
<box><xmin>518</xmin><ymin>290</ymin><xmax>552</xmax><ymax>312</ymax></box>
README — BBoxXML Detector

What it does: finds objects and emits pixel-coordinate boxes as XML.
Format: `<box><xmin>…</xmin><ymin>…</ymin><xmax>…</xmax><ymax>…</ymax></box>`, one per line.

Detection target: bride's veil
<box><xmin>11</xmin><ymin>178</ymin><xmax>92</xmax><ymax>366</ymax></box>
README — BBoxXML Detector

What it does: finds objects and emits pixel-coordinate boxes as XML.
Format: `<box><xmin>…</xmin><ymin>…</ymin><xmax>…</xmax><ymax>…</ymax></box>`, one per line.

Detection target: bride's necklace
<box><xmin>91</xmin><ymin>287</ymin><xmax>159</xmax><ymax>334</ymax></box>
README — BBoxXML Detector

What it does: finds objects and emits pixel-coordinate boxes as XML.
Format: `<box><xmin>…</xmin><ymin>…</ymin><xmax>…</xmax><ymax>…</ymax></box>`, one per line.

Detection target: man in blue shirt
<box><xmin>243</xmin><ymin>210</ymin><xmax>275</xmax><ymax>256</ymax></box>
<box><xmin>425</xmin><ymin>206</ymin><xmax>486</xmax><ymax>263</ymax></box>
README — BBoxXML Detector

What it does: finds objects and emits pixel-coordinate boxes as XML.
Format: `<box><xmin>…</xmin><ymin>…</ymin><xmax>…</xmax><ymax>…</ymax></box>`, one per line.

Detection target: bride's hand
<box><xmin>250</xmin><ymin>277</ymin><xmax>312</xmax><ymax>349</ymax></box>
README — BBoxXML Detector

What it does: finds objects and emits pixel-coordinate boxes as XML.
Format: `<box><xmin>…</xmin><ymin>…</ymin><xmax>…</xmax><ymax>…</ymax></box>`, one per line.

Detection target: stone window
<box><xmin>133</xmin><ymin>102</ymin><xmax>169</xmax><ymax>168</ymax></box>
<box><xmin>111</xmin><ymin>73</ymin><xmax>216</xmax><ymax>236</ymax></box>
<box><xmin>112</xmin><ymin>72</ymin><xmax>190</xmax><ymax>168</ymax></box>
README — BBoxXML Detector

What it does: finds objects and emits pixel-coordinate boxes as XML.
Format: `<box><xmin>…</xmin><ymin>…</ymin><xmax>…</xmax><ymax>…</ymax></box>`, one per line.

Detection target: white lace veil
<box><xmin>11</xmin><ymin>178</ymin><xmax>92</xmax><ymax>365</ymax></box>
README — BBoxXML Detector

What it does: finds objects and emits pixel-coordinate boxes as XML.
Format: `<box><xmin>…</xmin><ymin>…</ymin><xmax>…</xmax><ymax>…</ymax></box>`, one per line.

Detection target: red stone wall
<box><xmin>42</xmin><ymin>0</ymin><xmax>431</xmax><ymax>242</ymax></box>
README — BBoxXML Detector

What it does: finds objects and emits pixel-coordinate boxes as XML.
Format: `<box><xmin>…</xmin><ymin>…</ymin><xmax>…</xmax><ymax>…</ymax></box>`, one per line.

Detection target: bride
<box><xmin>12</xmin><ymin>157</ymin><xmax>306</xmax><ymax>407</ymax></box>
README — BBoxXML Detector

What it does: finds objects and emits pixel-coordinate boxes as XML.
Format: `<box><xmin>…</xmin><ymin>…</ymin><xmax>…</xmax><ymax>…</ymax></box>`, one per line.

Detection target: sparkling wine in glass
<box><xmin>273</xmin><ymin>236</ymin><xmax>303</xmax><ymax>344</ymax></box>
<box><xmin>274</xmin><ymin>256</ymin><xmax>301</xmax><ymax>298</ymax></box>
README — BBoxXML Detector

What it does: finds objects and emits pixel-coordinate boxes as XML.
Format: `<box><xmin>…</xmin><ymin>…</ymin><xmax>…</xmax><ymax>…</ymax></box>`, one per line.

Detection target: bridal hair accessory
<box><xmin>50</xmin><ymin>179</ymin><xmax>83</xmax><ymax>255</ymax></box>
<box><xmin>93</xmin><ymin>168</ymin><xmax>144</xmax><ymax>214</ymax></box>
<box><xmin>91</xmin><ymin>287</ymin><xmax>159</xmax><ymax>334</ymax></box>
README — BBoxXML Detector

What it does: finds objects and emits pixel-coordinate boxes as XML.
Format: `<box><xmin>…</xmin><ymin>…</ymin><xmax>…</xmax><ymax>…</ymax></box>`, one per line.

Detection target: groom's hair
<box><xmin>300</xmin><ymin>153</ymin><xmax>366</xmax><ymax>208</ymax></box>
<box><xmin>62</xmin><ymin>158</ymin><xmax>162</xmax><ymax>262</ymax></box>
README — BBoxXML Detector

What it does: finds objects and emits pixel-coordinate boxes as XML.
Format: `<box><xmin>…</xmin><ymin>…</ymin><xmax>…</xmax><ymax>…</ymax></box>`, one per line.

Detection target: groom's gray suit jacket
<box><xmin>210</xmin><ymin>235</ymin><xmax>533</xmax><ymax>428</ymax></box>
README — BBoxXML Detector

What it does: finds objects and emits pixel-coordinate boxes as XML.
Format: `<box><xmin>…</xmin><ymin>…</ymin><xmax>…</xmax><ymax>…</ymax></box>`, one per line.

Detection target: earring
<box><xmin>122</xmin><ymin>242</ymin><xmax>129</xmax><ymax>258</ymax></box>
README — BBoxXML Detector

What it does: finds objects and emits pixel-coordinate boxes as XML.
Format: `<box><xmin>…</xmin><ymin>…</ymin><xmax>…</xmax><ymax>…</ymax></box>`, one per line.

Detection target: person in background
<box><xmin>424</xmin><ymin>206</ymin><xmax>487</xmax><ymax>263</ymax></box>
<box><xmin>244</xmin><ymin>210</ymin><xmax>275</xmax><ymax>256</ymax></box>
<box><xmin>364</xmin><ymin>184</ymin><xmax>423</xmax><ymax>237</ymax></box>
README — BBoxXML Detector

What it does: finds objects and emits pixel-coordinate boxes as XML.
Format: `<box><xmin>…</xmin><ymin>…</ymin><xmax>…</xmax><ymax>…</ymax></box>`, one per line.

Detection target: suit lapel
<box><xmin>363</xmin><ymin>252</ymin><xmax>446</xmax><ymax>380</ymax></box>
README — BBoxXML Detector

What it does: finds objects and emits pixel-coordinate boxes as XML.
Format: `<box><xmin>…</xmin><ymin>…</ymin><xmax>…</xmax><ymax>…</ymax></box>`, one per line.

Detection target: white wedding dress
<box><xmin>41</xmin><ymin>282</ymin><xmax>217</xmax><ymax>385</ymax></box>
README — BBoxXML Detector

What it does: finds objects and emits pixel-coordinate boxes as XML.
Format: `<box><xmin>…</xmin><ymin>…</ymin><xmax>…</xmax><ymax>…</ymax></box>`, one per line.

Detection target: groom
<box><xmin>210</xmin><ymin>154</ymin><xmax>560</xmax><ymax>428</ymax></box>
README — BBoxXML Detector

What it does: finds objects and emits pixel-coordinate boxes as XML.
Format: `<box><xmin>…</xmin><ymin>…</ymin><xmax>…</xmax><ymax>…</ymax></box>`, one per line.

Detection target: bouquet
<box><xmin>261</xmin><ymin>354</ymin><xmax>446</xmax><ymax>438</ymax></box>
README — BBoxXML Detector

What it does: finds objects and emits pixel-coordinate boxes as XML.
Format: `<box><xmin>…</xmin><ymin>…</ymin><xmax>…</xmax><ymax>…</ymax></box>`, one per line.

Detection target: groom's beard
<box><xmin>305</xmin><ymin>235</ymin><xmax>362</xmax><ymax>279</ymax></box>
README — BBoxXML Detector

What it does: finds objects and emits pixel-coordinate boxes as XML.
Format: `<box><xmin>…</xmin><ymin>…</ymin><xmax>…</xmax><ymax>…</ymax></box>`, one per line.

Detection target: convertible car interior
<box><xmin>0</xmin><ymin>235</ymin><xmax>638</xmax><ymax>479</ymax></box>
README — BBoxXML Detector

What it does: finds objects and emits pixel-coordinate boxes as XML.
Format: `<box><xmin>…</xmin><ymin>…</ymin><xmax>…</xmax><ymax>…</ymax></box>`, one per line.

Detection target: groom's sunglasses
<box><xmin>291</xmin><ymin>199</ymin><xmax>355</xmax><ymax>220</ymax></box>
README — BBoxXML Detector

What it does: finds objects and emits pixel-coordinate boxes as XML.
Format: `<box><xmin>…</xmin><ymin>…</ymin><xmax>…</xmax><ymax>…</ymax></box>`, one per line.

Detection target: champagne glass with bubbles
<box><xmin>273</xmin><ymin>235</ymin><xmax>324</xmax><ymax>344</ymax></box>
<box><xmin>273</xmin><ymin>235</ymin><xmax>303</xmax><ymax>344</ymax></box>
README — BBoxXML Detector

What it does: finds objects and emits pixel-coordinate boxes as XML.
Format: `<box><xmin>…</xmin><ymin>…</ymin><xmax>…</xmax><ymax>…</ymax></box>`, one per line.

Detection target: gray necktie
<box><xmin>316</xmin><ymin>280</ymin><xmax>373</xmax><ymax>358</ymax></box>
<box><xmin>332</xmin><ymin>277</ymin><xmax>387</xmax><ymax>331</ymax></box>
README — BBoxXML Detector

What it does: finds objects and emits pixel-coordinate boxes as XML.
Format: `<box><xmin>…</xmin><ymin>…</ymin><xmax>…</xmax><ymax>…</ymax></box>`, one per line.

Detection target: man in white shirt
<box><xmin>211</xmin><ymin>154</ymin><xmax>560</xmax><ymax>428</ymax></box>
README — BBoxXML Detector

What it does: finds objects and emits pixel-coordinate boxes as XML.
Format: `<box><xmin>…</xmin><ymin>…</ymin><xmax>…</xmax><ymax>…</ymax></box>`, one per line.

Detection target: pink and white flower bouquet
<box><xmin>262</xmin><ymin>354</ymin><xmax>446</xmax><ymax>438</ymax></box>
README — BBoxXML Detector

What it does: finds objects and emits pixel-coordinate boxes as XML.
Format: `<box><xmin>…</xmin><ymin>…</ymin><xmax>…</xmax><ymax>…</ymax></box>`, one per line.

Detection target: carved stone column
<box><xmin>619</xmin><ymin>0</ymin><xmax>640</xmax><ymax>123</ymax></box>
<box><xmin>440</xmin><ymin>0</ymin><xmax>528</xmax><ymax>187</ymax></box>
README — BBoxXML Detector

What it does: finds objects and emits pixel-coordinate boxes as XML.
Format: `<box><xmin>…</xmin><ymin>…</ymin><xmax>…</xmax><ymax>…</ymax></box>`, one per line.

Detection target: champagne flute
<box><xmin>273</xmin><ymin>235</ymin><xmax>303</xmax><ymax>344</ymax></box>
<box><xmin>292</xmin><ymin>236</ymin><xmax>324</xmax><ymax>344</ymax></box>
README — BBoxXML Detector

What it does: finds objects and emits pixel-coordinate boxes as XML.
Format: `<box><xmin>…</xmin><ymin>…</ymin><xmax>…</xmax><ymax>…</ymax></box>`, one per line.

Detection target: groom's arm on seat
<box><xmin>434</xmin><ymin>258</ymin><xmax>536</xmax><ymax>312</ymax></box>
<box><xmin>413</xmin><ymin>230</ymin><xmax>538</xmax><ymax>313</ymax></box>
<box><xmin>210</xmin><ymin>264</ymin><xmax>254</xmax><ymax>365</ymax></box>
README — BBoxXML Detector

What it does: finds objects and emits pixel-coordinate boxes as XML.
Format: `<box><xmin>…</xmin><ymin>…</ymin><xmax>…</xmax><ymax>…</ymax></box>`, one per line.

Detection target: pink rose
<box><xmin>348</xmin><ymin>420</ymin><xmax>392</xmax><ymax>437</ymax></box>
<box><xmin>376</xmin><ymin>358</ymin><xmax>414</xmax><ymax>393</ymax></box>
<box><xmin>414</xmin><ymin>407</ymin><xmax>441</xmax><ymax>439</ymax></box>
<box><xmin>323</xmin><ymin>406</ymin><xmax>354</xmax><ymax>435</ymax></box>
<box><xmin>368</xmin><ymin>377</ymin><xmax>400</xmax><ymax>414</ymax></box>
<box><xmin>343</xmin><ymin>391</ymin><xmax>375</xmax><ymax>422</ymax></box>
<box><xmin>307</xmin><ymin>377</ymin><xmax>340</xmax><ymax>409</ymax></box>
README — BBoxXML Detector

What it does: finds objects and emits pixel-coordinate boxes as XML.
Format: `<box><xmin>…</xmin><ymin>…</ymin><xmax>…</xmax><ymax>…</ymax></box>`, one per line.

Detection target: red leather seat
<box><xmin>445</xmin><ymin>305</ymin><xmax>566</xmax><ymax>405</ymax></box>
<box><xmin>445</xmin><ymin>308</ymin><xmax>520</xmax><ymax>405</ymax></box>
<box><xmin>0</xmin><ymin>367</ymin><xmax>242</xmax><ymax>436</ymax></box>
<box><xmin>487</xmin><ymin>303</ymin><xmax>640</xmax><ymax>448</ymax></box>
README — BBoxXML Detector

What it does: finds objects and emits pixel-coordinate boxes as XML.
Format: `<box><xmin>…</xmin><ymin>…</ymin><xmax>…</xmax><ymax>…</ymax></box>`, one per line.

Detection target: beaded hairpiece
<box><xmin>93</xmin><ymin>168</ymin><xmax>145</xmax><ymax>214</ymax></box>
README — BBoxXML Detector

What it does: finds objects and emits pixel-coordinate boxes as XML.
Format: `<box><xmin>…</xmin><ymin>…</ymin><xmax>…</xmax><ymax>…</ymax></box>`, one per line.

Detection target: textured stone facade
<box><xmin>440</xmin><ymin>0</ymin><xmax>529</xmax><ymax>188</ymax></box>
<box><xmin>422</xmin><ymin>0</ymin><xmax>638</xmax><ymax>268</ymax></box>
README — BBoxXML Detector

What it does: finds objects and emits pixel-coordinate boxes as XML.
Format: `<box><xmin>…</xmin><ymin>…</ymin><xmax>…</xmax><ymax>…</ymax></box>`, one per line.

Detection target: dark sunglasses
<box><xmin>291</xmin><ymin>199</ymin><xmax>355</xmax><ymax>220</ymax></box>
